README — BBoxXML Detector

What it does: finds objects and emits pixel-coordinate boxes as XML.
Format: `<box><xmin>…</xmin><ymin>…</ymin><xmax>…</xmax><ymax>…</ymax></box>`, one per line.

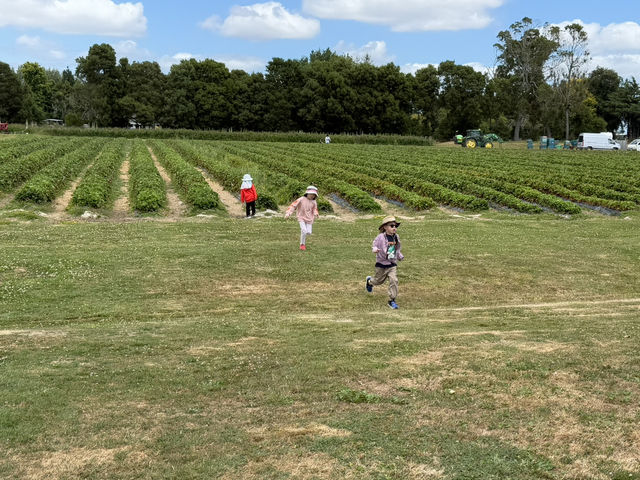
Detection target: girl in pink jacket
<box><xmin>285</xmin><ymin>185</ymin><xmax>319</xmax><ymax>251</ymax></box>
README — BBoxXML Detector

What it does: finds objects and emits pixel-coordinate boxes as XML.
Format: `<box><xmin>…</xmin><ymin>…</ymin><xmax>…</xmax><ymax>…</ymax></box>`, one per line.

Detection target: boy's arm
<box><xmin>240</xmin><ymin>189</ymin><xmax>246</xmax><ymax>203</ymax></box>
<box><xmin>372</xmin><ymin>234</ymin><xmax>382</xmax><ymax>253</ymax></box>
<box><xmin>285</xmin><ymin>198</ymin><xmax>300</xmax><ymax>218</ymax></box>
<box><xmin>396</xmin><ymin>235</ymin><xmax>404</xmax><ymax>260</ymax></box>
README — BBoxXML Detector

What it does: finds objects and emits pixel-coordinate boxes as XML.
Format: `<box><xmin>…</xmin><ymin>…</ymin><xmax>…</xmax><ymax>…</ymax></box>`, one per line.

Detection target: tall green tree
<box><xmin>119</xmin><ymin>61</ymin><xmax>165</xmax><ymax>127</ymax></box>
<box><xmin>0</xmin><ymin>62</ymin><xmax>23</xmax><ymax>122</ymax></box>
<box><xmin>609</xmin><ymin>78</ymin><xmax>640</xmax><ymax>138</ymax></box>
<box><xmin>436</xmin><ymin>61</ymin><xmax>486</xmax><ymax>140</ymax></box>
<box><xmin>587</xmin><ymin>67</ymin><xmax>622</xmax><ymax>132</ymax></box>
<box><xmin>411</xmin><ymin>65</ymin><xmax>440</xmax><ymax>136</ymax></box>
<box><xmin>75</xmin><ymin>43</ymin><xmax>120</xmax><ymax>126</ymax></box>
<box><xmin>17</xmin><ymin>62</ymin><xmax>51</xmax><ymax>124</ymax></box>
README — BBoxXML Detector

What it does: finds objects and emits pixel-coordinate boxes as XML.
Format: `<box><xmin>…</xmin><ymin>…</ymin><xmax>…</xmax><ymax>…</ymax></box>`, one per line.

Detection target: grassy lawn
<box><xmin>1</xmin><ymin>212</ymin><xmax>639</xmax><ymax>479</ymax></box>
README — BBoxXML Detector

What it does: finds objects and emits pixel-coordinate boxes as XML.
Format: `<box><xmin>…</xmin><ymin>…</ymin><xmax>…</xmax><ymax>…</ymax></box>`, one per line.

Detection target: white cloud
<box><xmin>334</xmin><ymin>40</ymin><xmax>394</xmax><ymax>65</ymax></box>
<box><xmin>201</xmin><ymin>2</ymin><xmax>320</xmax><ymax>40</ymax></box>
<box><xmin>158</xmin><ymin>53</ymin><xmax>201</xmax><ymax>72</ymax></box>
<box><xmin>551</xmin><ymin>20</ymin><xmax>640</xmax><ymax>79</ymax></box>
<box><xmin>0</xmin><ymin>0</ymin><xmax>146</xmax><ymax>37</ymax></box>
<box><xmin>400</xmin><ymin>61</ymin><xmax>490</xmax><ymax>75</ymax></box>
<box><xmin>554</xmin><ymin>20</ymin><xmax>640</xmax><ymax>55</ymax></box>
<box><xmin>215</xmin><ymin>56</ymin><xmax>266</xmax><ymax>73</ymax></box>
<box><xmin>589</xmin><ymin>54</ymin><xmax>640</xmax><ymax>81</ymax></box>
<box><xmin>16</xmin><ymin>35</ymin><xmax>42</xmax><ymax>48</ymax></box>
<box><xmin>115</xmin><ymin>40</ymin><xmax>153</xmax><ymax>62</ymax></box>
<box><xmin>302</xmin><ymin>0</ymin><xmax>503</xmax><ymax>32</ymax></box>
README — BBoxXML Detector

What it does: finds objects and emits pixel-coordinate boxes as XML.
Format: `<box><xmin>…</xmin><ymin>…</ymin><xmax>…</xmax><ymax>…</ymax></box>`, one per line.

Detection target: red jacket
<box><xmin>241</xmin><ymin>185</ymin><xmax>257</xmax><ymax>203</ymax></box>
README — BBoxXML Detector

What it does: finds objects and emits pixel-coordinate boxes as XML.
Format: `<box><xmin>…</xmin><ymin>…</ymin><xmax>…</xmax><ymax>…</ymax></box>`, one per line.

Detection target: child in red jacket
<box><xmin>240</xmin><ymin>174</ymin><xmax>258</xmax><ymax>217</ymax></box>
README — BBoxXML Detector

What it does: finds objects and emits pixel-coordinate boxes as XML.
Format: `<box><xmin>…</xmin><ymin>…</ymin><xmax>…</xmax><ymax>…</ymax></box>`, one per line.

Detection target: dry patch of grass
<box><xmin>19</xmin><ymin>447</ymin><xmax>129</xmax><ymax>480</ymax></box>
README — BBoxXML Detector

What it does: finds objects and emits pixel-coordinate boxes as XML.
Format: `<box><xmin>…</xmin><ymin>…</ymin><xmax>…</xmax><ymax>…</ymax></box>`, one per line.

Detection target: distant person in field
<box><xmin>285</xmin><ymin>185</ymin><xmax>319</xmax><ymax>251</ymax></box>
<box><xmin>240</xmin><ymin>174</ymin><xmax>257</xmax><ymax>217</ymax></box>
<box><xmin>325</xmin><ymin>135</ymin><xmax>331</xmax><ymax>144</ymax></box>
<box><xmin>365</xmin><ymin>216</ymin><xmax>404</xmax><ymax>309</ymax></box>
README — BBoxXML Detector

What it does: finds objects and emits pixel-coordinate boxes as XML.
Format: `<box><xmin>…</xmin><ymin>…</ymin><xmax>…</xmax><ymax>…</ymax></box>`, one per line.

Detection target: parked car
<box><xmin>628</xmin><ymin>139</ymin><xmax>640</xmax><ymax>151</ymax></box>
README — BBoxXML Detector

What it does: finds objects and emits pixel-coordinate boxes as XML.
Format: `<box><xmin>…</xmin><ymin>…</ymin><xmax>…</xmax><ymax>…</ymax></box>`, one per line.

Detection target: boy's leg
<box><xmin>369</xmin><ymin>267</ymin><xmax>389</xmax><ymax>287</ymax></box>
<box><xmin>245</xmin><ymin>202</ymin><xmax>251</xmax><ymax>217</ymax></box>
<box><xmin>251</xmin><ymin>201</ymin><xmax>256</xmax><ymax>216</ymax></box>
<box><xmin>387</xmin><ymin>266</ymin><xmax>399</xmax><ymax>301</ymax></box>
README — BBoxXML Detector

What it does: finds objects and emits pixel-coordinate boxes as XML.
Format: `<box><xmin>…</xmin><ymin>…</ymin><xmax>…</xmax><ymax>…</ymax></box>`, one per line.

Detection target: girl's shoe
<box><xmin>388</xmin><ymin>300</ymin><xmax>399</xmax><ymax>309</ymax></box>
<box><xmin>300</xmin><ymin>245</ymin><xmax>306</xmax><ymax>250</ymax></box>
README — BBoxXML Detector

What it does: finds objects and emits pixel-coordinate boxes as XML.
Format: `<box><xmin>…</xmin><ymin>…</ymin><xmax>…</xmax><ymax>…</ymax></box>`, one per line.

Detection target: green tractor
<box><xmin>461</xmin><ymin>129</ymin><xmax>496</xmax><ymax>149</ymax></box>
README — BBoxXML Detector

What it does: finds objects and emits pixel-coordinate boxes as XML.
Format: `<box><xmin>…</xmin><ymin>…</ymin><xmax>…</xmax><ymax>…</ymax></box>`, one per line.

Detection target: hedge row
<box><xmin>15</xmin><ymin>139</ymin><xmax>105</xmax><ymax>203</ymax></box>
<box><xmin>72</xmin><ymin>138</ymin><xmax>127</xmax><ymax>208</ymax></box>
<box><xmin>0</xmin><ymin>138</ymin><xmax>83</xmax><ymax>191</ymax></box>
<box><xmin>35</xmin><ymin>127</ymin><xmax>434</xmax><ymax>146</ymax></box>
<box><xmin>129</xmin><ymin>141</ymin><xmax>166</xmax><ymax>212</ymax></box>
<box><xmin>147</xmin><ymin>140</ymin><xmax>220</xmax><ymax>210</ymax></box>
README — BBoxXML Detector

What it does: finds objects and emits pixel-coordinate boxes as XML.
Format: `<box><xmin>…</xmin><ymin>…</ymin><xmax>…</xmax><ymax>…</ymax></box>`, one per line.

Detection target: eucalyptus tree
<box><xmin>494</xmin><ymin>17</ymin><xmax>559</xmax><ymax>140</ymax></box>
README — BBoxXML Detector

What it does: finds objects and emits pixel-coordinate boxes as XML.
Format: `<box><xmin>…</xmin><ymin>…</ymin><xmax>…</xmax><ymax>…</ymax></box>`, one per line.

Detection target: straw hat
<box><xmin>305</xmin><ymin>185</ymin><xmax>318</xmax><ymax>196</ymax></box>
<box><xmin>378</xmin><ymin>215</ymin><xmax>400</xmax><ymax>232</ymax></box>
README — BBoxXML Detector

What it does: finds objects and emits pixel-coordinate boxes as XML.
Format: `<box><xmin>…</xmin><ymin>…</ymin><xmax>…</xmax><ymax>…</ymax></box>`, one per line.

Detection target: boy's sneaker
<box><xmin>300</xmin><ymin>245</ymin><xmax>306</xmax><ymax>251</ymax></box>
<box><xmin>365</xmin><ymin>276</ymin><xmax>373</xmax><ymax>293</ymax></box>
<box><xmin>388</xmin><ymin>300</ymin><xmax>399</xmax><ymax>309</ymax></box>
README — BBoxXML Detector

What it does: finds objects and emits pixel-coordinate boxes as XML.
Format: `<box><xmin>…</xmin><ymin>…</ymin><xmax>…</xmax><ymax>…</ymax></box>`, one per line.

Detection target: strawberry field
<box><xmin>1</xmin><ymin>135</ymin><xmax>639</xmax><ymax>217</ymax></box>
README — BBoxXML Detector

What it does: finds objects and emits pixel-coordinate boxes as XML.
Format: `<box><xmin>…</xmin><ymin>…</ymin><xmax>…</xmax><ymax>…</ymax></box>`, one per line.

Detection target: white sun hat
<box><xmin>305</xmin><ymin>185</ymin><xmax>318</xmax><ymax>196</ymax></box>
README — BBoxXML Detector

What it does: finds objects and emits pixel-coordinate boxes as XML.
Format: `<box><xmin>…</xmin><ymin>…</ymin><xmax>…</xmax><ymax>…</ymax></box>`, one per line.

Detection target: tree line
<box><xmin>1</xmin><ymin>18</ymin><xmax>639</xmax><ymax>140</ymax></box>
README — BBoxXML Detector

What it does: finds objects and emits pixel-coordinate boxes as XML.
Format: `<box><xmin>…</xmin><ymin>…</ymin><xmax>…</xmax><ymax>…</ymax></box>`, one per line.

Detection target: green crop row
<box><xmin>218</xmin><ymin>142</ymin><xmax>381</xmax><ymax>213</ymax></box>
<box><xmin>71</xmin><ymin>139</ymin><xmax>128</xmax><ymax>208</ymax></box>
<box><xmin>147</xmin><ymin>140</ymin><xmax>220</xmax><ymax>210</ymax></box>
<box><xmin>280</xmin><ymin>143</ymin><xmax>487</xmax><ymax>211</ymax></box>
<box><xmin>129</xmin><ymin>141</ymin><xmax>167</xmax><ymax>212</ymax></box>
<box><xmin>15</xmin><ymin>139</ymin><xmax>105</xmax><ymax>203</ymax></box>
<box><xmin>0</xmin><ymin>135</ymin><xmax>45</xmax><ymax>163</ymax></box>
<box><xmin>0</xmin><ymin>138</ymin><xmax>83</xmax><ymax>192</ymax></box>
<box><xmin>166</xmin><ymin>140</ymin><xmax>277</xmax><ymax>211</ymax></box>
<box><xmin>250</xmin><ymin>143</ymin><xmax>435</xmax><ymax>211</ymax></box>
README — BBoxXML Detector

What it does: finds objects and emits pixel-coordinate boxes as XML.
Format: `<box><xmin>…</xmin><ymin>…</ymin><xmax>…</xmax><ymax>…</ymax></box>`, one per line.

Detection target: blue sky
<box><xmin>2</xmin><ymin>0</ymin><xmax>640</xmax><ymax>79</ymax></box>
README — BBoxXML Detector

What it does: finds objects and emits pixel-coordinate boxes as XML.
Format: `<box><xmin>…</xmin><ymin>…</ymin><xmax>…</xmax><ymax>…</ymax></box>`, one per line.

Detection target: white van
<box><xmin>577</xmin><ymin>133</ymin><xmax>620</xmax><ymax>150</ymax></box>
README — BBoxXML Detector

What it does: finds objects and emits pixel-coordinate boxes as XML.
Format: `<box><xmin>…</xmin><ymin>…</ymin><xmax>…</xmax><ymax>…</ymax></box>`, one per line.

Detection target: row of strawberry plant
<box><xmin>383</xmin><ymin>148</ymin><xmax>634</xmax><ymax>211</ymax></box>
<box><xmin>245</xmin><ymin>143</ymin><xmax>435</xmax><ymax>210</ymax></box>
<box><xmin>129</xmin><ymin>141</ymin><xmax>166</xmax><ymax>212</ymax></box>
<box><xmin>216</xmin><ymin>142</ymin><xmax>382</xmax><ymax>212</ymax></box>
<box><xmin>290</xmin><ymin>143</ymin><xmax>534</xmax><ymax>212</ymax></box>
<box><xmin>199</xmin><ymin>141</ymin><xmax>335</xmax><ymax>211</ymax></box>
<box><xmin>276</xmin><ymin>143</ymin><xmax>488</xmax><ymax>211</ymax></box>
<box><xmin>147</xmin><ymin>140</ymin><xmax>220</xmax><ymax>210</ymax></box>
<box><xmin>0</xmin><ymin>136</ymin><xmax>47</xmax><ymax>163</ymax></box>
<box><xmin>15</xmin><ymin>139</ymin><xmax>105</xmax><ymax>203</ymax></box>
<box><xmin>166</xmin><ymin>140</ymin><xmax>279</xmax><ymax>210</ymax></box>
<box><xmin>71</xmin><ymin>138</ymin><xmax>128</xmax><ymax>208</ymax></box>
<box><xmin>369</xmin><ymin>148</ymin><xmax>580</xmax><ymax>214</ymax></box>
<box><xmin>0</xmin><ymin>138</ymin><xmax>83</xmax><ymax>192</ymax></box>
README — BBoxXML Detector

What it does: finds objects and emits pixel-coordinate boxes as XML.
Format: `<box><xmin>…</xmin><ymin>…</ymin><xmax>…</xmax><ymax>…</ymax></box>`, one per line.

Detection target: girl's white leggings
<box><xmin>299</xmin><ymin>221</ymin><xmax>313</xmax><ymax>245</ymax></box>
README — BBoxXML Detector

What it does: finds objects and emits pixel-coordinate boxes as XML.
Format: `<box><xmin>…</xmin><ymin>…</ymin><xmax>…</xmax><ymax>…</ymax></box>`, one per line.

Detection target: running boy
<box><xmin>365</xmin><ymin>216</ymin><xmax>404</xmax><ymax>309</ymax></box>
<box><xmin>285</xmin><ymin>185</ymin><xmax>319</xmax><ymax>250</ymax></box>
